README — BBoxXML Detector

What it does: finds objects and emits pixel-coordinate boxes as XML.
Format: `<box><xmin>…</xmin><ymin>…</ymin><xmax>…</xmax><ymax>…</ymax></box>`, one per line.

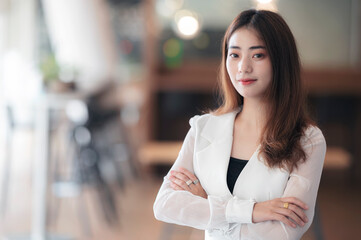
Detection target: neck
<box><xmin>236</xmin><ymin>98</ymin><xmax>268</xmax><ymax>132</ymax></box>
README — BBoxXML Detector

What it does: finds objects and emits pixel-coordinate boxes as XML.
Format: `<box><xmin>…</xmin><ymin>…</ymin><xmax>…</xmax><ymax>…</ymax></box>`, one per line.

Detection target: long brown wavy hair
<box><xmin>213</xmin><ymin>9</ymin><xmax>313</xmax><ymax>172</ymax></box>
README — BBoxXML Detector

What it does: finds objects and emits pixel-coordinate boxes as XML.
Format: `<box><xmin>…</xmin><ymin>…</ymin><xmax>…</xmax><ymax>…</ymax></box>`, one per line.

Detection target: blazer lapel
<box><xmin>194</xmin><ymin>110</ymin><xmax>239</xmax><ymax>197</ymax></box>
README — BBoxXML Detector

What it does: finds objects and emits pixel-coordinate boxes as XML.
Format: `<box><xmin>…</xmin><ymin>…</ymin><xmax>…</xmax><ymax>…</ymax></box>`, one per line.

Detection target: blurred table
<box><xmin>31</xmin><ymin>92</ymin><xmax>87</xmax><ymax>240</ymax></box>
<box><xmin>139</xmin><ymin>141</ymin><xmax>182</xmax><ymax>165</ymax></box>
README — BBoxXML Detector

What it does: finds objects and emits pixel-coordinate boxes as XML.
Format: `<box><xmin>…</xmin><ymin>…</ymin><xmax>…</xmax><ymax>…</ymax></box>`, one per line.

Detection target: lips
<box><xmin>238</xmin><ymin>78</ymin><xmax>257</xmax><ymax>85</ymax></box>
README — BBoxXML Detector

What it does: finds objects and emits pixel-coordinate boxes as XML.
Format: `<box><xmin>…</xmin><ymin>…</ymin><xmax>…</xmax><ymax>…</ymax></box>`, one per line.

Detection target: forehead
<box><xmin>228</xmin><ymin>27</ymin><xmax>264</xmax><ymax>47</ymax></box>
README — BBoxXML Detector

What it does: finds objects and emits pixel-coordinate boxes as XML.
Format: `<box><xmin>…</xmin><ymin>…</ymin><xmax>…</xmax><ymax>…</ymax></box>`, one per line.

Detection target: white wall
<box><xmin>157</xmin><ymin>0</ymin><xmax>361</xmax><ymax>68</ymax></box>
<box><xmin>0</xmin><ymin>0</ymin><xmax>41</xmax><ymax>103</ymax></box>
<box><xmin>278</xmin><ymin>0</ymin><xmax>355</xmax><ymax>68</ymax></box>
<box><xmin>42</xmin><ymin>0</ymin><xmax>118</xmax><ymax>90</ymax></box>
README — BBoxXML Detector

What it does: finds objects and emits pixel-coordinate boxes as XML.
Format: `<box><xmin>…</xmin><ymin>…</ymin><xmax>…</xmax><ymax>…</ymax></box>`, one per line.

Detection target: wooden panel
<box><xmin>156</xmin><ymin>60</ymin><xmax>220</xmax><ymax>92</ymax></box>
<box><xmin>302</xmin><ymin>68</ymin><xmax>361</xmax><ymax>95</ymax></box>
<box><xmin>154</xmin><ymin>61</ymin><xmax>361</xmax><ymax>94</ymax></box>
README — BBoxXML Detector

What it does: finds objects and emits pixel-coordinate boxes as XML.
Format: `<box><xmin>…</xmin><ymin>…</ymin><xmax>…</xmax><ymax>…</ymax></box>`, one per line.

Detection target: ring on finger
<box><xmin>186</xmin><ymin>180</ymin><xmax>193</xmax><ymax>186</ymax></box>
<box><xmin>283</xmin><ymin>202</ymin><xmax>289</xmax><ymax>209</ymax></box>
<box><xmin>193</xmin><ymin>179</ymin><xmax>199</xmax><ymax>185</ymax></box>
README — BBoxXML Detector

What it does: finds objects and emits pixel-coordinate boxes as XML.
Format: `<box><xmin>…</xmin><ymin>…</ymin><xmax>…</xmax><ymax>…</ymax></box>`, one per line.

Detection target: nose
<box><xmin>238</xmin><ymin>57</ymin><xmax>252</xmax><ymax>73</ymax></box>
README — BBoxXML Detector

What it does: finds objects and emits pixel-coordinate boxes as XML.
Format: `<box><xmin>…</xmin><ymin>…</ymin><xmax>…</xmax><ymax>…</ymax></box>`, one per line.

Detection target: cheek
<box><xmin>263</xmin><ymin>60</ymin><xmax>273</xmax><ymax>77</ymax></box>
<box><xmin>257</xmin><ymin>62</ymin><xmax>272</xmax><ymax>81</ymax></box>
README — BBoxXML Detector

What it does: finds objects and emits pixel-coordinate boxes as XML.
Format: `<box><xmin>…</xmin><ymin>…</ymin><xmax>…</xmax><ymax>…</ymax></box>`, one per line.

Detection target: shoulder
<box><xmin>189</xmin><ymin>110</ymin><xmax>238</xmax><ymax>128</ymax></box>
<box><xmin>301</xmin><ymin>125</ymin><xmax>327</xmax><ymax>149</ymax></box>
<box><xmin>189</xmin><ymin>113</ymin><xmax>212</xmax><ymax>128</ymax></box>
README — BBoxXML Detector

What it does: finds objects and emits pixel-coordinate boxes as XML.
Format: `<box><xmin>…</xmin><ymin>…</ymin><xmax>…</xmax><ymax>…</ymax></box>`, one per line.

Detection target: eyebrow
<box><xmin>228</xmin><ymin>45</ymin><xmax>266</xmax><ymax>50</ymax></box>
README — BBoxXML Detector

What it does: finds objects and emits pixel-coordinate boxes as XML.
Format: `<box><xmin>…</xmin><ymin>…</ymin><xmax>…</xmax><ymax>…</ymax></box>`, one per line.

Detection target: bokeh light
<box><xmin>163</xmin><ymin>38</ymin><xmax>182</xmax><ymax>58</ymax></box>
<box><xmin>177</xmin><ymin>16</ymin><xmax>199</xmax><ymax>36</ymax></box>
<box><xmin>257</xmin><ymin>0</ymin><xmax>272</xmax><ymax>3</ymax></box>
<box><xmin>162</xmin><ymin>38</ymin><xmax>183</xmax><ymax>68</ymax></box>
<box><xmin>65</xmin><ymin>100</ymin><xmax>88</xmax><ymax>125</ymax></box>
<box><xmin>173</xmin><ymin>10</ymin><xmax>201</xmax><ymax>39</ymax></box>
<box><xmin>255</xmin><ymin>0</ymin><xmax>278</xmax><ymax>11</ymax></box>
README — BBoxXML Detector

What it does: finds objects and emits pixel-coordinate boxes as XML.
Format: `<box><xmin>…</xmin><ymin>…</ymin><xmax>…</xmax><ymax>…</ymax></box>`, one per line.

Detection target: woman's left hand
<box><xmin>169</xmin><ymin>167</ymin><xmax>207</xmax><ymax>199</ymax></box>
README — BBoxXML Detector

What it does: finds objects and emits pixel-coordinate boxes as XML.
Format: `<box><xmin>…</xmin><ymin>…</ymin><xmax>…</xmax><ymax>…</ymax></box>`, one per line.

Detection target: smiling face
<box><xmin>226</xmin><ymin>27</ymin><xmax>273</xmax><ymax>101</ymax></box>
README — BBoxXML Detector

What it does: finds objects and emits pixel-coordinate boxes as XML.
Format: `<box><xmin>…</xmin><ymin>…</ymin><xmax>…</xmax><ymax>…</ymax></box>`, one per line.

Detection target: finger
<box><xmin>288</xmin><ymin>204</ymin><xmax>309</xmax><ymax>223</ymax></box>
<box><xmin>179</xmin><ymin>168</ymin><xmax>198</xmax><ymax>185</ymax></box>
<box><xmin>170</xmin><ymin>181</ymin><xmax>183</xmax><ymax>191</ymax></box>
<box><xmin>281</xmin><ymin>197</ymin><xmax>308</xmax><ymax>210</ymax></box>
<box><xmin>169</xmin><ymin>170</ymin><xmax>180</xmax><ymax>177</ymax></box>
<box><xmin>171</xmin><ymin>170</ymin><xmax>191</xmax><ymax>183</ymax></box>
<box><xmin>178</xmin><ymin>167</ymin><xmax>198</xmax><ymax>182</ymax></box>
<box><xmin>170</xmin><ymin>175</ymin><xmax>190</xmax><ymax>190</ymax></box>
<box><xmin>178</xmin><ymin>168</ymin><xmax>200</xmax><ymax>189</ymax></box>
<box><xmin>276</xmin><ymin>207</ymin><xmax>305</xmax><ymax>227</ymax></box>
<box><xmin>278</xmin><ymin>201</ymin><xmax>308</xmax><ymax>225</ymax></box>
<box><xmin>274</xmin><ymin>213</ymin><xmax>297</xmax><ymax>228</ymax></box>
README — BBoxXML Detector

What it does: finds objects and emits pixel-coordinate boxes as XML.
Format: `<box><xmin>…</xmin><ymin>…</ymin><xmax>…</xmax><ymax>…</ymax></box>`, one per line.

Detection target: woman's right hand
<box><xmin>169</xmin><ymin>168</ymin><xmax>208</xmax><ymax>199</ymax></box>
<box><xmin>252</xmin><ymin>197</ymin><xmax>309</xmax><ymax>228</ymax></box>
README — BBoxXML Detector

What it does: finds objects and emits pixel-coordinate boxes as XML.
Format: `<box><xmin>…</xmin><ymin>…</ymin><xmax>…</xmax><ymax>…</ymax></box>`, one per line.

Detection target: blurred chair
<box><xmin>48</xmin><ymin>102</ymin><xmax>92</xmax><ymax>236</ymax></box>
<box><xmin>48</xmin><ymin>83</ymin><xmax>138</xmax><ymax>233</ymax></box>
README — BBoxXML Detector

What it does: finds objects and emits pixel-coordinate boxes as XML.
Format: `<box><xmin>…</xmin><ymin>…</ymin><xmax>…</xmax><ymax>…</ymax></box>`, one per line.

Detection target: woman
<box><xmin>153</xmin><ymin>9</ymin><xmax>326</xmax><ymax>240</ymax></box>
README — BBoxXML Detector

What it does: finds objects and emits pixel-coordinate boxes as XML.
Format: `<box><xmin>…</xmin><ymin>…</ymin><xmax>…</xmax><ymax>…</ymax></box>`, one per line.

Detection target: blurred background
<box><xmin>0</xmin><ymin>0</ymin><xmax>360</xmax><ymax>239</ymax></box>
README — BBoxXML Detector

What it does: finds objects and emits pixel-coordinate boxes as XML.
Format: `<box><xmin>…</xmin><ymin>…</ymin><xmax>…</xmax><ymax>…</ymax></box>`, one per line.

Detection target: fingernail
<box><xmin>305</xmin><ymin>205</ymin><xmax>309</xmax><ymax>209</ymax></box>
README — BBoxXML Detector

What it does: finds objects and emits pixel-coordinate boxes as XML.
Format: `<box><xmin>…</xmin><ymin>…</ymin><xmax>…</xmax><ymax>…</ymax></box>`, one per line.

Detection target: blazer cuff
<box><xmin>225</xmin><ymin>196</ymin><xmax>256</xmax><ymax>223</ymax></box>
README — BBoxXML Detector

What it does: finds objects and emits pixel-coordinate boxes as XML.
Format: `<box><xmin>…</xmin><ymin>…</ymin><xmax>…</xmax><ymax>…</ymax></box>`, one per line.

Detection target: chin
<box><xmin>238</xmin><ymin>91</ymin><xmax>264</xmax><ymax>100</ymax></box>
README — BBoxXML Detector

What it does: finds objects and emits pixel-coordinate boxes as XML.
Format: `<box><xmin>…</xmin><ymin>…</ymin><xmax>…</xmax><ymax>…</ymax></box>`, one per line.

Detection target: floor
<box><xmin>0</xmin><ymin>129</ymin><xmax>360</xmax><ymax>240</ymax></box>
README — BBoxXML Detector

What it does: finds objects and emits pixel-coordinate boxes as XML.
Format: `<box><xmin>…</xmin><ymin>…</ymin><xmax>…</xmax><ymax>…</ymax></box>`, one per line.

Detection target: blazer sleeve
<box><xmin>240</xmin><ymin>126</ymin><xmax>327</xmax><ymax>240</ymax></box>
<box><xmin>153</xmin><ymin>115</ymin><xmax>237</xmax><ymax>231</ymax></box>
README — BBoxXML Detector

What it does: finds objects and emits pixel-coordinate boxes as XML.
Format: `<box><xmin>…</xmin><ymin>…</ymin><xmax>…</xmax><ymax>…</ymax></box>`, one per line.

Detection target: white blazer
<box><xmin>153</xmin><ymin>109</ymin><xmax>326</xmax><ymax>240</ymax></box>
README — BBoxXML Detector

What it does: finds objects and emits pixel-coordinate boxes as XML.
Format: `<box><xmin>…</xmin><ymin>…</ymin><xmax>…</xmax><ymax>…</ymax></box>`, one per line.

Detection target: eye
<box><xmin>253</xmin><ymin>53</ymin><xmax>265</xmax><ymax>59</ymax></box>
<box><xmin>229</xmin><ymin>53</ymin><xmax>239</xmax><ymax>58</ymax></box>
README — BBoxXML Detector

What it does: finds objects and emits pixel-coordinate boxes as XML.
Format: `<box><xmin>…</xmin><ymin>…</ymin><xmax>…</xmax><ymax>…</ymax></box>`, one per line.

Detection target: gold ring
<box><xmin>283</xmin><ymin>202</ymin><xmax>289</xmax><ymax>209</ymax></box>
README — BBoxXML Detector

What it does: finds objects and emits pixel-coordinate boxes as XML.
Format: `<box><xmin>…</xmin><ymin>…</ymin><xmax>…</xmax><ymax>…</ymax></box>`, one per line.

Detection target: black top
<box><xmin>227</xmin><ymin>157</ymin><xmax>248</xmax><ymax>194</ymax></box>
